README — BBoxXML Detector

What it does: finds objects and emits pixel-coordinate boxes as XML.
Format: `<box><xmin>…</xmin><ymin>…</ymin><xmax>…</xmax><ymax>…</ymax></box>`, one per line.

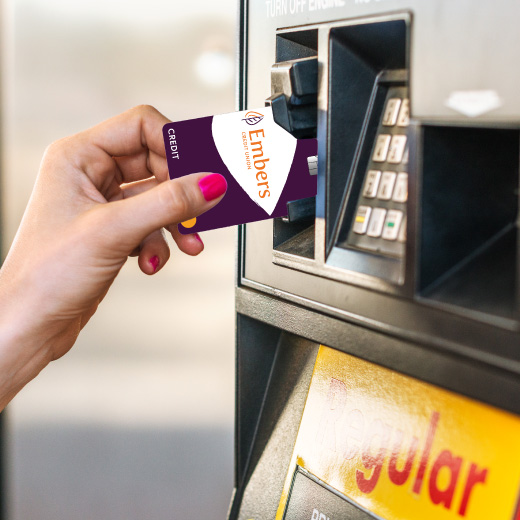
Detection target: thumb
<box><xmin>103</xmin><ymin>172</ymin><xmax>227</xmax><ymax>250</ymax></box>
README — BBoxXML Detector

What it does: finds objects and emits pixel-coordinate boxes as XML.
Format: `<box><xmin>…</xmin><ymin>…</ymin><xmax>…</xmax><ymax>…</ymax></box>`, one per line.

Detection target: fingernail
<box><xmin>149</xmin><ymin>256</ymin><xmax>159</xmax><ymax>272</ymax></box>
<box><xmin>198</xmin><ymin>173</ymin><xmax>227</xmax><ymax>202</ymax></box>
<box><xmin>193</xmin><ymin>233</ymin><xmax>203</xmax><ymax>244</ymax></box>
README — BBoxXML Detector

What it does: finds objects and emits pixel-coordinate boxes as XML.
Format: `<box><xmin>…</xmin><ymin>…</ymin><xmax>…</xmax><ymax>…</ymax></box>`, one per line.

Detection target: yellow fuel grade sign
<box><xmin>276</xmin><ymin>346</ymin><xmax>520</xmax><ymax>520</ymax></box>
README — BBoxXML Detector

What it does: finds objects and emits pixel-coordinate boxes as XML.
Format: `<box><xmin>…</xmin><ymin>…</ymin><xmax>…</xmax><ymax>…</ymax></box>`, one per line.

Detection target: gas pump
<box><xmin>229</xmin><ymin>1</ymin><xmax>520</xmax><ymax>519</ymax></box>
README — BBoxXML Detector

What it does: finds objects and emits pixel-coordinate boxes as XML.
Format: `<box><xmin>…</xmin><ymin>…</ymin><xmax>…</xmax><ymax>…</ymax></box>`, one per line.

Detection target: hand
<box><xmin>0</xmin><ymin>105</ymin><xmax>227</xmax><ymax>409</ymax></box>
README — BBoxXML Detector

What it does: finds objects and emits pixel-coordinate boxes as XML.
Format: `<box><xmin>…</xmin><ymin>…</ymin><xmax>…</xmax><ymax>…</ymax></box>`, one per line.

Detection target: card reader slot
<box><xmin>271</xmin><ymin>31</ymin><xmax>318</xmax><ymax>259</ymax></box>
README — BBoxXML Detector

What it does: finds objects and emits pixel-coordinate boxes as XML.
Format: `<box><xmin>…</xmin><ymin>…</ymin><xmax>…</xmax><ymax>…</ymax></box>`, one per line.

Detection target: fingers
<box><xmin>114</xmin><ymin>149</ymin><xmax>169</xmax><ymax>184</ymax></box>
<box><xmin>63</xmin><ymin>106</ymin><xmax>170</xmax><ymax>191</ymax></box>
<box><xmin>137</xmin><ymin>229</ymin><xmax>170</xmax><ymax>275</ymax></box>
<box><xmin>102</xmin><ymin>172</ymin><xmax>227</xmax><ymax>254</ymax></box>
<box><xmin>167</xmin><ymin>225</ymin><xmax>204</xmax><ymax>256</ymax></box>
<box><xmin>121</xmin><ymin>176</ymin><xmax>158</xmax><ymax>198</ymax></box>
<box><xmin>121</xmin><ymin>177</ymin><xmax>204</xmax><ymax>257</ymax></box>
<box><xmin>86</xmin><ymin>105</ymin><xmax>170</xmax><ymax>164</ymax></box>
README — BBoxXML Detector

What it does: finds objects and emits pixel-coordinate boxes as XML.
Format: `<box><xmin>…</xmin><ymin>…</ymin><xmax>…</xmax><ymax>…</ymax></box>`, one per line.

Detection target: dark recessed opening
<box><xmin>419</xmin><ymin>125</ymin><xmax>519</xmax><ymax>321</ymax></box>
<box><xmin>273</xmin><ymin>30</ymin><xmax>318</xmax><ymax>259</ymax></box>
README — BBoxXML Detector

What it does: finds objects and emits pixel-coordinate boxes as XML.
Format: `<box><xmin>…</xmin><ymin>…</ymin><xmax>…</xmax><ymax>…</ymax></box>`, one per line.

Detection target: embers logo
<box><xmin>242</xmin><ymin>111</ymin><xmax>264</xmax><ymax>125</ymax></box>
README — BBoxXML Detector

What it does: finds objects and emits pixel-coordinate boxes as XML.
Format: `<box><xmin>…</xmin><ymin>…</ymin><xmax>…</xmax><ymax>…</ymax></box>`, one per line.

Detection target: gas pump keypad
<box><xmin>348</xmin><ymin>86</ymin><xmax>409</xmax><ymax>257</ymax></box>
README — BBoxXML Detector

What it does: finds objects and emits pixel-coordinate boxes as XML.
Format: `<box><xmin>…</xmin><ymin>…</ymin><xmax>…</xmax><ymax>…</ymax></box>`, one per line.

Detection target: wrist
<box><xmin>0</xmin><ymin>269</ymin><xmax>58</xmax><ymax>410</ymax></box>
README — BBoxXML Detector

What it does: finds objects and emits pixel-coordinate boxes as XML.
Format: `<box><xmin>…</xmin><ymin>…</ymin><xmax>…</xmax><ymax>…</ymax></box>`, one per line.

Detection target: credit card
<box><xmin>163</xmin><ymin>106</ymin><xmax>317</xmax><ymax>234</ymax></box>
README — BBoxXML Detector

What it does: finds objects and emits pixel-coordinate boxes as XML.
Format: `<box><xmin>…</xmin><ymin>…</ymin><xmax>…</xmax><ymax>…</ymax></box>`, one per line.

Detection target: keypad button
<box><xmin>372</xmin><ymin>135</ymin><xmax>391</xmax><ymax>162</ymax></box>
<box><xmin>402</xmin><ymin>146</ymin><xmax>409</xmax><ymax>164</ymax></box>
<box><xmin>367</xmin><ymin>208</ymin><xmax>387</xmax><ymax>238</ymax></box>
<box><xmin>398</xmin><ymin>216</ymin><xmax>407</xmax><ymax>242</ymax></box>
<box><xmin>353</xmin><ymin>206</ymin><xmax>372</xmax><ymax>234</ymax></box>
<box><xmin>388</xmin><ymin>135</ymin><xmax>407</xmax><ymax>164</ymax></box>
<box><xmin>377</xmin><ymin>172</ymin><xmax>397</xmax><ymax>201</ymax></box>
<box><xmin>382</xmin><ymin>210</ymin><xmax>404</xmax><ymax>241</ymax></box>
<box><xmin>362</xmin><ymin>170</ymin><xmax>381</xmax><ymax>198</ymax></box>
<box><xmin>397</xmin><ymin>99</ymin><xmax>410</xmax><ymax>127</ymax></box>
<box><xmin>392</xmin><ymin>173</ymin><xmax>408</xmax><ymax>203</ymax></box>
<box><xmin>382</xmin><ymin>98</ymin><xmax>402</xmax><ymax>126</ymax></box>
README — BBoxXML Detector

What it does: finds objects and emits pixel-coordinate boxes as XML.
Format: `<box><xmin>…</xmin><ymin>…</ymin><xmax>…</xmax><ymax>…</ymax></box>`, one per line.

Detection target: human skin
<box><xmin>0</xmin><ymin>105</ymin><xmax>227</xmax><ymax>411</ymax></box>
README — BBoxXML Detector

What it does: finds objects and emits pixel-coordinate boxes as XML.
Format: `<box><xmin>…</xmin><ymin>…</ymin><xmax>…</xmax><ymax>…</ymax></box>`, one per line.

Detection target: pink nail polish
<box><xmin>194</xmin><ymin>233</ymin><xmax>203</xmax><ymax>244</ymax></box>
<box><xmin>198</xmin><ymin>173</ymin><xmax>227</xmax><ymax>202</ymax></box>
<box><xmin>150</xmin><ymin>256</ymin><xmax>159</xmax><ymax>272</ymax></box>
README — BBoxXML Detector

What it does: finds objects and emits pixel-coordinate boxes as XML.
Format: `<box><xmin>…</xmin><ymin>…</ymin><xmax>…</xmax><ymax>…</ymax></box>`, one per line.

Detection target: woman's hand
<box><xmin>0</xmin><ymin>105</ymin><xmax>227</xmax><ymax>409</ymax></box>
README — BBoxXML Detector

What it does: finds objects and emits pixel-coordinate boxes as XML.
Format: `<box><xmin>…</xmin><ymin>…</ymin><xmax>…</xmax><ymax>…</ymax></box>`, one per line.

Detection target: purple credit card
<box><xmin>163</xmin><ymin>106</ymin><xmax>317</xmax><ymax>234</ymax></box>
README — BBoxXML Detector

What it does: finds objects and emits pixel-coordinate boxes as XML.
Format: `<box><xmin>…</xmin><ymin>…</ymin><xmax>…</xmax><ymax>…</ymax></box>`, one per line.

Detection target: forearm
<box><xmin>0</xmin><ymin>267</ymin><xmax>78</xmax><ymax>411</ymax></box>
<box><xmin>0</xmin><ymin>315</ymin><xmax>54</xmax><ymax>411</ymax></box>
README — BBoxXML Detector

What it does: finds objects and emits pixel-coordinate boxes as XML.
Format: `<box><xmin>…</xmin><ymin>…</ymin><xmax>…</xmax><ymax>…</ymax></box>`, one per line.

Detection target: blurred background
<box><xmin>1</xmin><ymin>0</ymin><xmax>237</xmax><ymax>518</ymax></box>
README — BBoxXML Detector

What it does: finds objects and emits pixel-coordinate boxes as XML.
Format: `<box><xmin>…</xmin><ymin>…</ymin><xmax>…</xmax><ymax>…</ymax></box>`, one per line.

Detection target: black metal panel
<box><xmin>236</xmin><ymin>288</ymin><xmax>520</xmax><ymax>416</ymax></box>
<box><xmin>235</xmin><ymin>315</ymin><xmax>281</xmax><ymax>488</ymax></box>
<box><xmin>284</xmin><ymin>468</ymin><xmax>378</xmax><ymax>520</ymax></box>
<box><xmin>230</xmin><ymin>330</ymin><xmax>319</xmax><ymax>519</ymax></box>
